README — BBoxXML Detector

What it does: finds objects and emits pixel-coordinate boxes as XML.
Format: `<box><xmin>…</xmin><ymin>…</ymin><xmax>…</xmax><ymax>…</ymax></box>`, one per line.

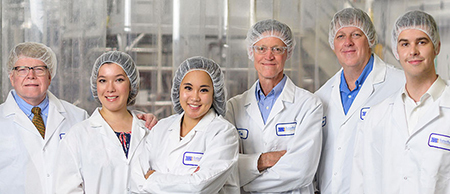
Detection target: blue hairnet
<box><xmin>8</xmin><ymin>42</ymin><xmax>57</xmax><ymax>79</ymax></box>
<box><xmin>329</xmin><ymin>8</ymin><xmax>377</xmax><ymax>50</ymax></box>
<box><xmin>391</xmin><ymin>10</ymin><xmax>440</xmax><ymax>60</ymax></box>
<box><xmin>171</xmin><ymin>56</ymin><xmax>226</xmax><ymax>116</ymax></box>
<box><xmin>246</xmin><ymin>19</ymin><xmax>296</xmax><ymax>61</ymax></box>
<box><xmin>91</xmin><ymin>51</ymin><xmax>140</xmax><ymax>106</ymax></box>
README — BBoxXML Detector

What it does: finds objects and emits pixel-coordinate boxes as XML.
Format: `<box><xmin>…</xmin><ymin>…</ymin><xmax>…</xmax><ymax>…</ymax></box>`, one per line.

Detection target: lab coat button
<box><xmin>404</xmin><ymin>176</ymin><xmax>407</xmax><ymax>180</ymax></box>
<box><xmin>47</xmin><ymin>174</ymin><xmax>50</xmax><ymax>177</ymax></box>
<box><xmin>334</xmin><ymin>172</ymin><xmax>337</xmax><ymax>176</ymax></box>
<box><xmin>337</xmin><ymin>147</ymin><xmax>341</xmax><ymax>150</ymax></box>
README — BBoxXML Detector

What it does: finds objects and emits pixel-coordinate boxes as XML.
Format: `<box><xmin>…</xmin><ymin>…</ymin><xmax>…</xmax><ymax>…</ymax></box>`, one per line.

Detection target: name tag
<box><xmin>276</xmin><ymin>122</ymin><xmax>297</xmax><ymax>136</ymax></box>
<box><xmin>360</xmin><ymin>107</ymin><xmax>370</xmax><ymax>120</ymax></box>
<box><xmin>59</xmin><ymin>132</ymin><xmax>66</xmax><ymax>140</ymax></box>
<box><xmin>237</xmin><ymin>128</ymin><xmax>248</xmax><ymax>139</ymax></box>
<box><xmin>183</xmin><ymin>152</ymin><xmax>203</xmax><ymax>166</ymax></box>
<box><xmin>428</xmin><ymin>133</ymin><xmax>450</xmax><ymax>151</ymax></box>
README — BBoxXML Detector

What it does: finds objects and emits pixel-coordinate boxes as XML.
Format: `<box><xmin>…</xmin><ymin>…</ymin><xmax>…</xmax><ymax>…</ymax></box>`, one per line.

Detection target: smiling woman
<box><xmin>132</xmin><ymin>56</ymin><xmax>239</xmax><ymax>194</ymax></box>
<box><xmin>53</xmin><ymin>51</ymin><xmax>151</xmax><ymax>194</ymax></box>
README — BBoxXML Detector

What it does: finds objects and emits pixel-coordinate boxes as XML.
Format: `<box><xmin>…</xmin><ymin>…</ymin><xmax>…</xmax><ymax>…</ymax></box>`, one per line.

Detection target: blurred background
<box><xmin>1</xmin><ymin>0</ymin><xmax>450</xmax><ymax>118</ymax></box>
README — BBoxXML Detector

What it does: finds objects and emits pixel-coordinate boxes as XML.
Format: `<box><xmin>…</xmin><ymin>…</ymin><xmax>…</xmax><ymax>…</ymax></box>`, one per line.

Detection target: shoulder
<box><xmin>315</xmin><ymin>70</ymin><xmax>340</xmax><ymax>97</ymax></box>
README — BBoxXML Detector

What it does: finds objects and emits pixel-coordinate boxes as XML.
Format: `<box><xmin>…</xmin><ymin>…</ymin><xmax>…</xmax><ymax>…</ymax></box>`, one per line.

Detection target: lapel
<box><xmin>266</xmin><ymin>77</ymin><xmax>295</xmax><ymax>124</ymax></box>
<box><xmin>245</xmin><ymin>81</ymin><xmax>265</xmax><ymax>129</ymax></box>
<box><xmin>44</xmin><ymin>92</ymin><xmax>65</xmax><ymax>145</ymax></box>
<box><xmin>343</xmin><ymin>55</ymin><xmax>387</xmax><ymax>123</ymax></box>
<box><xmin>391</xmin><ymin>92</ymin><xmax>410</xmax><ymax>140</ymax></box>
<box><xmin>127</xmin><ymin>112</ymin><xmax>148</xmax><ymax>162</ymax></box>
<box><xmin>89</xmin><ymin>108</ymin><xmax>123</xmax><ymax>151</ymax></box>
<box><xmin>330</xmin><ymin>69</ymin><xmax>346</xmax><ymax>121</ymax></box>
<box><xmin>412</xmin><ymin>84</ymin><xmax>450</xmax><ymax>137</ymax></box>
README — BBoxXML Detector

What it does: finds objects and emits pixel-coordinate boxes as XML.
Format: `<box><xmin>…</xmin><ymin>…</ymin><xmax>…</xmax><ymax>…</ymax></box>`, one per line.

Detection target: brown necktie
<box><xmin>31</xmin><ymin>107</ymin><xmax>46</xmax><ymax>139</ymax></box>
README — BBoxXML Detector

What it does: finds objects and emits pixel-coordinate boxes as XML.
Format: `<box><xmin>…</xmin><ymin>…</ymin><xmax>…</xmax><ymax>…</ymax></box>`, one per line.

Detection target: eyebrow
<box><xmin>97</xmin><ymin>74</ymin><xmax>126</xmax><ymax>78</ymax></box>
<box><xmin>398</xmin><ymin>37</ymin><xmax>429</xmax><ymax>42</ymax></box>
<box><xmin>182</xmin><ymin>82</ymin><xmax>211</xmax><ymax>88</ymax></box>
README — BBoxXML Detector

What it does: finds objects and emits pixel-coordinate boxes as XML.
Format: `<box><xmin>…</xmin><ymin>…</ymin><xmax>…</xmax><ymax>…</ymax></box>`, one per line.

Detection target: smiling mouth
<box><xmin>189</xmin><ymin>104</ymin><xmax>200</xmax><ymax>108</ymax></box>
<box><xmin>106</xmin><ymin>96</ymin><xmax>118</xmax><ymax>100</ymax></box>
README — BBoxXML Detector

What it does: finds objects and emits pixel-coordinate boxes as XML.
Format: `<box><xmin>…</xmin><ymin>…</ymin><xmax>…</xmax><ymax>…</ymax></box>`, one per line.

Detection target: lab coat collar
<box><xmin>2</xmin><ymin>90</ymin><xmax>67</xmax><ymax>144</ymax></box>
<box><xmin>331</xmin><ymin>54</ymin><xmax>387</xmax><ymax>121</ymax></box>
<box><xmin>89</xmin><ymin>108</ymin><xmax>148</xmax><ymax>162</ymax></box>
<box><xmin>266</xmin><ymin>76</ymin><xmax>295</xmax><ymax>124</ymax></box>
<box><xmin>166</xmin><ymin>109</ymin><xmax>217</xmax><ymax>153</ymax></box>
<box><xmin>244</xmin><ymin>81</ymin><xmax>265</xmax><ymax>128</ymax></box>
<box><xmin>412</xmin><ymin>81</ymin><xmax>450</xmax><ymax>137</ymax></box>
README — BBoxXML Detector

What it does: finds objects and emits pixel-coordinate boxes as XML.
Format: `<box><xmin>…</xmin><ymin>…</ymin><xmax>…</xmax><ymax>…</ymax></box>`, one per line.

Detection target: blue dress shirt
<box><xmin>340</xmin><ymin>55</ymin><xmax>374</xmax><ymax>115</ymax></box>
<box><xmin>255</xmin><ymin>75</ymin><xmax>287</xmax><ymax>124</ymax></box>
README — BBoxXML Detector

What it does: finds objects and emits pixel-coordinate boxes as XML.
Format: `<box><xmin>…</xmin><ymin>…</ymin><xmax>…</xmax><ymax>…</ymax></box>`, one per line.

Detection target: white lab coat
<box><xmin>314</xmin><ymin>55</ymin><xmax>405</xmax><ymax>194</ymax></box>
<box><xmin>53</xmin><ymin>108</ymin><xmax>149</xmax><ymax>194</ymax></box>
<box><xmin>133</xmin><ymin>109</ymin><xmax>239</xmax><ymax>194</ymax></box>
<box><xmin>0</xmin><ymin>90</ymin><xmax>88</xmax><ymax>194</ymax></box>
<box><xmin>351</xmin><ymin>83</ymin><xmax>450</xmax><ymax>194</ymax></box>
<box><xmin>226</xmin><ymin>76</ymin><xmax>323</xmax><ymax>193</ymax></box>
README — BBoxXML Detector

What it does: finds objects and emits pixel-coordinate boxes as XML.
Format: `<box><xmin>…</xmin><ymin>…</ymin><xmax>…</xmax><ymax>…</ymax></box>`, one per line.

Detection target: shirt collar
<box><xmin>11</xmin><ymin>90</ymin><xmax>49</xmax><ymax>116</ymax></box>
<box><xmin>255</xmin><ymin>75</ymin><xmax>287</xmax><ymax>100</ymax></box>
<box><xmin>401</xmin><ymin>76</ymin><xmax>446</xmax><ymax>103</ymax></box>
<box><xmin>340</xmin><ymin>54</ymin><xmax>374</xmax><ymax>92</ymax></box>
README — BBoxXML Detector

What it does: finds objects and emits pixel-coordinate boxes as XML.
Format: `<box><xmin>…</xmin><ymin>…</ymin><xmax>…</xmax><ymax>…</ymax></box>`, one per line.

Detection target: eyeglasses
<box><xmin>253</xmin><ymin>45</ymin><xmax>288</xmax><ymax>55</ymax></box>
<box><xmin>13</xmin><ymin>66</ymin><xmax>48</xmax><ymax>77</ymax></box>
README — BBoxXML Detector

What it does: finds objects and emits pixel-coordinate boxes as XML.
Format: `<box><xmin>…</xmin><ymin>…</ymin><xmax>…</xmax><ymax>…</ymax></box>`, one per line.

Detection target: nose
<box><xmin>191</xmin><ymin>90</ymin><xmax>200</xmax><ymax>102</ymax></box>
<box><xmin>264</xmin><ymin>49</ymin><xmax>275</xmax><ymax>60</ymax></box>
<box><xmin>106</xmin><ymin>81</ymin><xmax>116</xmax><ymax>93</ymax></box>
<box><xmin>26</xmin><ymin>69</ymin><xmax>37</xmax><ymax>79</ymax></box>
<box><xmin>409</xmin><ymin>44</ymin><xmax>420</xmax><ymax>56</ymax></box>
<box><xmin>344</xmin><ymin>36</ymin><xmax>354</xmax><ymax>47</ymax></box>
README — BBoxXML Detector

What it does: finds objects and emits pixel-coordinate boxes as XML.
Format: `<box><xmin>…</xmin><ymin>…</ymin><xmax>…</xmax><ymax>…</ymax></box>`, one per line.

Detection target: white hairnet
<box><xmin>90</xmin><ymin>51</ymin><xmax>140</xmax><ymax>106</ymax></box>
<box><xmin>329</xmin><ymin>8</ymin><xmax>377</xmax><ymax>50</ymax></box>
<box><xmin>246</xmin><ymin>19</ymin><xmax>296</xmax><ymax>61</ymax></box>
<box><xmin>391</xmin><ymin>10</ymin><xmax>440</xmax><ymax>60</ymax></box>
<box><xmin>8</xmin><ymin>42</ymin><xmax>57</xmax><ymax>79</ymax></box>
<box><xmin>171</xmin><ymin>56</ymin><xmax>226</xmax><ymax>116</ymax></box>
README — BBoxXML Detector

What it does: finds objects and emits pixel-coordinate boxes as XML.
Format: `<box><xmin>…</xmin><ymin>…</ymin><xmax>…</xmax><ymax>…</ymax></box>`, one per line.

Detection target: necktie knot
<box><xmin>32</xmin><ymin>107</ymin><xmax>41</xmax><ymax>115</ymax></box>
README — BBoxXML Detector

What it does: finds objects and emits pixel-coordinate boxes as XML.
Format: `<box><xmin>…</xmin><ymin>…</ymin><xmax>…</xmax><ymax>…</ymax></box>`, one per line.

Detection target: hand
<box><xmin>137</xmin><ymin>113</ymin><xmax>158</xmax><ymax>129</ymax></box>
<box><xmin>145</xmin><ymin>169</ymin><xmax>156</xmax><ymax>179</ymax></box>
<box><xmin>257</xmin><ymin>150</ymin><xmax>287</xmax><ymax>172</ymax></box>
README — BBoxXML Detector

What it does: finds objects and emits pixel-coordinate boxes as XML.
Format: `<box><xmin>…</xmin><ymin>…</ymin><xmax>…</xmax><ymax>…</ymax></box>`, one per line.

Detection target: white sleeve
<box><xmin>244</xmin><ymin>97</ymin><xmax>323</xmax><ymax>192</ymax></box>
<box><xmin>53</xmin><ymin>129</ymin><xmax>84</xmax><ymax>194</ymax></box>
<box><xmin>137</xmin><ymin>124</ymin><xmax>239</xmax><ymax>194</ymax></box>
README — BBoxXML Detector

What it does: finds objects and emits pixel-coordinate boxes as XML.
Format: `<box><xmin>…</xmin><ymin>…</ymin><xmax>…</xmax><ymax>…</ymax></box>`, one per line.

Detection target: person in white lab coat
<box><xmin>0</xmin><ymin>42</ymin><xmax>89</xmax><ymax>194</ymax></box>
<box><xmin>133</xmin><ymin>56</ymin><xmax>239</xmax><ymax>193</ymax></box>
<box><xmin>53</xmin><ymin>51</ymin><xmax>154</xmax><ymax>194</ymax></box>
<box><xmin>351</xmin><ymin>10</ymin><xmax>450</xmax><ymax>194</ymax></box>
<box><xmin>314</xmin><ymin>8</ymin><xmax>405</xmax><ymax>194</ymax></box>
<box><xmin>225</xmin><ymin>19</ymin><xmax>323</xmax><ymax>193</ymax></box>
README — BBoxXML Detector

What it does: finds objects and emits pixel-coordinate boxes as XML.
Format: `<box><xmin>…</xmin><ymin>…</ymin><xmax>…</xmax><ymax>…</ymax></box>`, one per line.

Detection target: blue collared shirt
<box><xmin>255</xmin><ymin>75</ymin><xmax>287</xmax><ymax>124</ymax></box>
<box><xmin>12</xmin><ymin>90</ymin><xmax>49</xmax><ymax>125</ymax></box>
<box><xmin>340</xmin><ymin>54</ymin><xmax>374</xmax><ymax>115</ymax></box>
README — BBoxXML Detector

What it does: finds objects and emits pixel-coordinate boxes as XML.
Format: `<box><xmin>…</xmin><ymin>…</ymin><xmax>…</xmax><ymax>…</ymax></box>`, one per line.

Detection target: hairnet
<box><xmin>8</xmin><ymin>42</ymin><xmax>57</xmax><ymax>79</ymax></box>
<box><xmin>391</xmin><ymin>10</ymin><xmax>440</xmax><ymax>60</ymax></box>
<box><xmin>329</xmin><ymin>8</ymin><xmax>377</xmax><ymax>50</ymax></box>
<box><xmin>171</xmin><ymin>56</ymin><xmax>226</xmax><ymax>116</ymax></box>
<box><xmin>90</xmin><ymin>51</ymin><xmax>140</xmax><ymax>106</ymax></box>
<box><xmin>246</xmin><ymin>19</ymin><xmax>296</xmax><ymax>61</ymax></box>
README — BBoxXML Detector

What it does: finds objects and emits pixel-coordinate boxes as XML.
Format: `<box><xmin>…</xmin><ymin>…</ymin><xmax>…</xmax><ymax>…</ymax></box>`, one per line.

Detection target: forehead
<box><xmin>15</xmin><ymin>57</ymin><xmax>46</xmax><ymax>67</ymax></box>
<box><xmin>336</xmin><ymin>26</ymin><xmax>365</xmax><ymax>35</ymax></box>
<box><xmin>182</xmin><ymin>70</ymin><xmax>212</xmax><ymax>84</ymax></box>
<box><xmin>98</xmin><ymin>63</ymin><xmax>126</xmax><ymax>75</ymax></box>
<box><xmin>398</xmin><ymin>29</ymin><xmax>430</xmax><ymax>41</ymax></box>
<box><xmin>254</xmin><ymin>36</ymin><xmax>286</xmax><ymax>46</ymax></box>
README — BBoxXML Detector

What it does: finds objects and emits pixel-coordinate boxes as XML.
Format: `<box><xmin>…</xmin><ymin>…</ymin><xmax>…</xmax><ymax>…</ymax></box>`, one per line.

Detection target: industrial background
<box><xmin>1</xmin><ymin>0</ymin><xmax>449</xmax><ymax>118</ymax></box>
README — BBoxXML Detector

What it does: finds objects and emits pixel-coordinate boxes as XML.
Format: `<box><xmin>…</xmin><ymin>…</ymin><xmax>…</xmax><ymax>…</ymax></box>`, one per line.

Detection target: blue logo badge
<box><xmin>237</xmin><ymin>128</ymin><xmax>248</xmax><ymax>139</ymax></box>
<box><xmin>360</xmin><ymin>107</ymin><xmax>370</xmax><ymax>120</ymax></box>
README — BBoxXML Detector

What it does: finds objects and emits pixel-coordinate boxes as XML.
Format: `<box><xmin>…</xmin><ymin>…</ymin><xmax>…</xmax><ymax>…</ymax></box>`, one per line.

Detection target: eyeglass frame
<box><xmin>252</xmin><ymin>45</ymin><xmax>288</xmax><ymax>55</ymax></box>
<box><xmin>12</xmin><ymin>66</ymin><xmax>49</xmax><ymax>77</ymax></box>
